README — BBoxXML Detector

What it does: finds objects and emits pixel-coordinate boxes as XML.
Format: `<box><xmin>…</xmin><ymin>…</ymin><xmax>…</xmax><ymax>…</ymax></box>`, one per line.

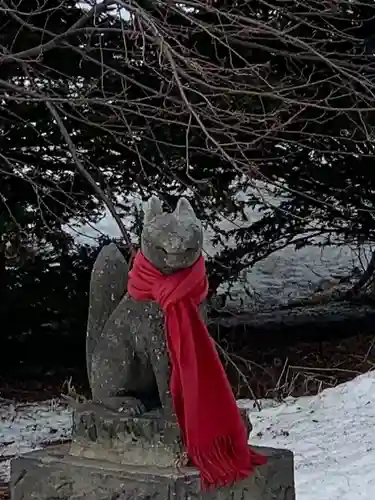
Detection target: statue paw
<box><xmin>100</xmin><ymin>396</ymin><xmax>146</xmax><ymax>416</ymax></box>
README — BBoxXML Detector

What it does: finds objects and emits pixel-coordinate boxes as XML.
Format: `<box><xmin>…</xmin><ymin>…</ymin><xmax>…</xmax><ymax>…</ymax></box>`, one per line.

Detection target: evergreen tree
<box><xmin>1</xmin><ymin>0</ymin><xmax>375</xmax><ymax>353</ymax></box>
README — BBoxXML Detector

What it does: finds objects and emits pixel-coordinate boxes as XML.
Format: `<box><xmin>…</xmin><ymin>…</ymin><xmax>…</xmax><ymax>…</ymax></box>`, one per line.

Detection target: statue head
<box><xmin>141</xmin><ymin>195</ymin><xmax>203</xmax><ymax>274</ymax></box>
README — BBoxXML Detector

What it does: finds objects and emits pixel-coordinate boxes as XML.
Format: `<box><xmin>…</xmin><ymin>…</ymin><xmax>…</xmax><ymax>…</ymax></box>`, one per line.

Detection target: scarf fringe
<box><xmin>189</xmin><ymin>433</ymin><xmax>268</xmax><ymax>491</ymax></box>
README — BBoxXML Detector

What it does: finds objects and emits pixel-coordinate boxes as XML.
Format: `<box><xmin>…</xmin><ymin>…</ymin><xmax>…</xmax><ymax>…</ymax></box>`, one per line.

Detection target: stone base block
<box><xmin>70</xmin><ymin>403</ymin><xmax>182</xmax><ymax>467</ymax></box>
<box><xmin>69</xmin><ymin>402</ymin><xmax>252</xmax><ymax>468</ymax></box>
<box><xmin>10</xmin><ymin>444</ymin><xmax>295</xmax><ymax>500</ymax></box>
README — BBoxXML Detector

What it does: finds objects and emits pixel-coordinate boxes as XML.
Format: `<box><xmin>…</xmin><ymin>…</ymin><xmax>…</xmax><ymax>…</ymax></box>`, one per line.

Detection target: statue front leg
<box><xmin>90</xmin><ymin>345</ymin><xmax>146</xmax><ymax>416</ymax></box>
<box><xmin>89</xmin><ymin>298</ymin><xmax>153</xmax><ymax>416</ymax></box>
<box><xmin>148</xmin><ymin>332</ymin><xmax>175</xmax><ymax>421</ymax></box>
<box><xmin>149</xmin><ymin>302</ymin><xmax>207</xmax><ymax>419</ymax></box>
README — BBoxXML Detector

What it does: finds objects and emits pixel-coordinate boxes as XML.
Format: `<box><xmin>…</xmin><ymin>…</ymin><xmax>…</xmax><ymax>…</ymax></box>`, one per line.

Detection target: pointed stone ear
<box><xmin>143</xmin><ymin>195</ymin><xmax>163</xmax><ymax>224</ymax></box>
<box><xmin>175</xmin><ymin>197</ymin><xmax>196</xmax><ymax>218</ymax></box>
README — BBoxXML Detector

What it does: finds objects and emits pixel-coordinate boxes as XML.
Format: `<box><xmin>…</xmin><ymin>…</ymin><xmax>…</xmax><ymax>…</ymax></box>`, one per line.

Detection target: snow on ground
<box><xmin>0</xmin><ymin>400</ymin><xmax>71</xmax><ymax>484</ymax></box>
<box><xmin>2</xmin><ymin>372</ymin><xmax>375</xmax><ymax>498</ymax></box>
<box><xmin>72</xmin><ymin>201</ymin><xmax>372</xmax><ymax>307</ymax></box>
<box><xmin>240</xmin><ymin>369</ymin><xmax>375</xmax><ymax>500</ymax></box>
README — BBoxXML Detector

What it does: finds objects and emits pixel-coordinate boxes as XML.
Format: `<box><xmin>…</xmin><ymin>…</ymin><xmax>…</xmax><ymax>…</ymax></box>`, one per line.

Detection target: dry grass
<box><xmin>222</xmin><ymin>332</ymin><xmax>375</xmax><ymax>403</ymax></box>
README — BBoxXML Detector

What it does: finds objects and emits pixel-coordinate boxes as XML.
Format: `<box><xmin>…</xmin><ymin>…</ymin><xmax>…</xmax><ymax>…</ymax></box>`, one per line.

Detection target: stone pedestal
<box><xmin>10</xmin><ymin>444</ymin><xmax>295</xmax><ymax>500</ymax></box>
<box><xmin>10</xmin><ymin>404</ymin><xmax>295</xmax><ymax>499</ymax></box>
<box><xmin>68</xmin><ymin>402</ymin><xmax>252</xmax><ymax>468</ymax></box>
<box><xmin>69</xmin><ymin>403</ymin><xmax>182</xmax><ymax>467</ymax></box>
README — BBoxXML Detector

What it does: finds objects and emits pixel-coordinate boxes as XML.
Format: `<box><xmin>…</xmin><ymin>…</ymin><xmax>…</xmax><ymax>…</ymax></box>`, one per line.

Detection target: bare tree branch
<box><xmin>46</xmin><ymin>101</ymin><xmax>133</xmax><ymax>249</ymax></box>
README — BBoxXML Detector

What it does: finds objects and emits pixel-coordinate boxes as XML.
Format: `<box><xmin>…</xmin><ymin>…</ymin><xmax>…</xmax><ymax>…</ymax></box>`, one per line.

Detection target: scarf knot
<box><xmin>128</xmin><ymin>252</ymin><xmax>208</xmax><ymax>311</ymax></box>
<box><xmin>151</xmin><ymin>263</ymin><xmax>207</xmax><ymax>311</ymax></box>
<box><xmin>127</xmin><ymin>251</ymin><xmax>267</xmax><ymax>490</ymax></box>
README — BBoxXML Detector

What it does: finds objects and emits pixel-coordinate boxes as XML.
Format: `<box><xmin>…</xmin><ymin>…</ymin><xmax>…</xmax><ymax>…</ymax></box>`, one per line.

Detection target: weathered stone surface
<box><xmin>239</xmin><ymin>407</ymin><xmax>253</xmax><ymax>437</ymax></box>
<box><xmin>69</xmin><ymin>404</ymin><xmax>182</xmax><ymax>467</ymax></box>
<box><xmin>11</xmin><ymin>444</ymin><xmax>295</xmax><ymax>500</ymax></box>
<box><xmin>86</xmin><ymin>242</ymin><xmax>129</xmax><ymax>385</ymax></box>
<box><xmin>69</xmin><ymin>404</ymin><xmax>251</xmax><ymax>468</ymax></box>
<box><xmin>86</xmin><ymin>196</ymin><xmax>205</xmax><ymax>418</ymax></box>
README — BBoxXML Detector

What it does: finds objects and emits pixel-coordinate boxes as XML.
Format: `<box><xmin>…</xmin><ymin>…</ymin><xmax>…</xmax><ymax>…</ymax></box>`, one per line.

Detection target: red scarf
<box><xmin>127</xmin><ymin>251</ymin><xmax>267</xmax><ymax>490</ymax></box>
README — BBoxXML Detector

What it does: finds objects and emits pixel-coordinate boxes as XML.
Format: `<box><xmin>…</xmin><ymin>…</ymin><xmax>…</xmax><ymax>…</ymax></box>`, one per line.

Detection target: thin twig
<box><xmin>215</xmin><ymin>341</ymin><xmax>262</xmax><ymax>411</ymax></box>
<box><xmin>45</xmin><ymin>102</ymin><xmax>133</xmax><ymax>250</ymax></box>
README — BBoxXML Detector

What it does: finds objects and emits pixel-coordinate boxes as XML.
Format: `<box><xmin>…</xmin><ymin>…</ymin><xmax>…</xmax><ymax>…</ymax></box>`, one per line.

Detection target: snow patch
<box><xmin>70</xmin><ymin>201</ymin><xmax>370</xmax><ymax>307</ymax></box>
<box><xmin>0</xmin><ymin>400</ymin><xmax>71</xmax><ymax>484</ymax></box>
<box><xmin>2</xmin><ymin>372</ymin><xmax>375</xmax><ymax>498</ymax></box>
<box><xmin>240</xmin><ymin>370</ymin><xmax>375</xmax><ymax>500</ymax></box>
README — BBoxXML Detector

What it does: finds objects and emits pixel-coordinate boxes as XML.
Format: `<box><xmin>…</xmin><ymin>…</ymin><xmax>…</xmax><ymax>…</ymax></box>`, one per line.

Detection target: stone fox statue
<box><xmin>86</xmin><ymin>196</ymin><xmax>204</xmax><ymax>418</ymax></box>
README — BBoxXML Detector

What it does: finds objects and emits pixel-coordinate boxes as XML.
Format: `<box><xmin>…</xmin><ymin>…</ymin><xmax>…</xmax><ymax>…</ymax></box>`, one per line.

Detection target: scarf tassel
<box><xmin>189</xmin><ymin>433</ymin><xmax>268</xmax><ymax>491</ymax></box>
